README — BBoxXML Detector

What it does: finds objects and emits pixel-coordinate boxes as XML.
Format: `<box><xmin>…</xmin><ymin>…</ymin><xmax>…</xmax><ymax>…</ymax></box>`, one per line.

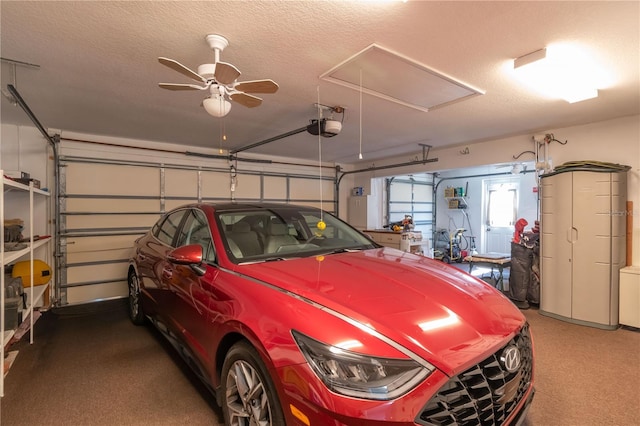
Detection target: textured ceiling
<box><xmin>1</xmin><ymin>1</ymin><xmax>638</xmax><ymax>164</ymax></box>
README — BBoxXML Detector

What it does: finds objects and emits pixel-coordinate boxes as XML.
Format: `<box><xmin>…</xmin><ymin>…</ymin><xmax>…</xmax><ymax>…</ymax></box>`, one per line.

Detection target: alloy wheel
<box><xmin>225</xmin><ymin>360</ymin><xmax>272</xmax><ymax>426</ymax></box>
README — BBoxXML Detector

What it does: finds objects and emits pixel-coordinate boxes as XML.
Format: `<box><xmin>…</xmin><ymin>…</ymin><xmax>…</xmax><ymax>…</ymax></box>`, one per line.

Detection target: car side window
<box><xmin>155</xmin><ymin>210</ymin><xmax>187</xmax><ymax>246</ymax></box>
<box><xmin>176</xmin><ymin>209</ymin><xmax>215</xmax><ymax>263</ymax></box>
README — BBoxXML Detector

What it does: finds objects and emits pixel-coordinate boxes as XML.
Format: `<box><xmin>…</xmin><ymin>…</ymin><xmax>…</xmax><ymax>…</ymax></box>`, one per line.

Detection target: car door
<box><xmin>137</xmin><ymin>209</ymin><xmax>188</xmax><ymax>320</ymax></box>
<box><xmin>165</xmin><ymin>208</ymin><xmax>218</xmax><ymax>374</ymax></box>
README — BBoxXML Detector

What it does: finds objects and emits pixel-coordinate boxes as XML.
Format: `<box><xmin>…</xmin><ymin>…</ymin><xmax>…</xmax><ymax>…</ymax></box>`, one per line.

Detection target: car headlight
<box><xmin>292</xmin><ymin>330</ymin><xmax>433</xmax><ymax>400</ymax></box>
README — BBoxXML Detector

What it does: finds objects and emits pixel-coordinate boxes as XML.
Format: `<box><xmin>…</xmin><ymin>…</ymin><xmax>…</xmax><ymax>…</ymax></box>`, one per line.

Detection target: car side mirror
<box><xmin>167</xmin><ymin>244</ymin><xmax>207</xmax><ymax>276</ymax></box>
<box><xmin>168</xmin><ymin>244</ymin><xmax>203</xmax><ymax>265</ymax></box>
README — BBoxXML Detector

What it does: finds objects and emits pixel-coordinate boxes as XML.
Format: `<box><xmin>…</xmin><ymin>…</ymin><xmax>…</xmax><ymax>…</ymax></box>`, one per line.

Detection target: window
<box><xmin>487</xmin><ymin>186</ymin><xmax>517</xmax><ymax>227</ymax></box>
<box><xmin>176</xmin><ymin>209</ymin><xmax>215</xmax><ymax>262</ymax></box>
<box><xmin>155</xmin><ymin>210</ymin><xmax>187</xmax><ymax>246</ymax></box>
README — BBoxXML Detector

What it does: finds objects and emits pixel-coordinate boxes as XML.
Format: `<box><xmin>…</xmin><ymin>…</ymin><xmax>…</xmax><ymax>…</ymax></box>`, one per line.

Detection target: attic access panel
<box><xmin>320</xmin><ymin>44</ymin><xmax>483</xmax><ymax>112</ymax></box>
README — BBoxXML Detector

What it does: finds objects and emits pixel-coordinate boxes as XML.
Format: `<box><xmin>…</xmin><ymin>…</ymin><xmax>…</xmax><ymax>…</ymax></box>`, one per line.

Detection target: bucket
<box><xmin>12</xmin><ymin>259</ymin><xmax>52</xmax><ymax>286</ymax></box>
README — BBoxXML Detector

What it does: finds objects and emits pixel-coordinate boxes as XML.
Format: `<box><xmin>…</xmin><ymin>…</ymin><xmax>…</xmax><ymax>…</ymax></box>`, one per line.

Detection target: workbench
<box><xmin>464</xmin><ymin>253</ymin><xmax>511</xmax><ymax>291</ymax></box>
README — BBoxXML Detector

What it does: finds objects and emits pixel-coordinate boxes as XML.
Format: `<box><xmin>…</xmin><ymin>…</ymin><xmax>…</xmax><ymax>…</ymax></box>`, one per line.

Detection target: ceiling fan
<box><xmin>158</xmin><ymin>34</ymin><xmax>279</xmax><ymax>117</ymax></box>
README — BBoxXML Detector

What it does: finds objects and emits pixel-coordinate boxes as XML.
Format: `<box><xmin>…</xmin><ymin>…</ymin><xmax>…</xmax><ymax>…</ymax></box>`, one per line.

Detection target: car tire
<box><xmin>127</xmin><ymin>268</ymin><xmax>145</xmax><ymax>325</ymax></box>
<box><xmin>221</xmin><ymin>341</ymin><xmax>285</xmax><ymax>426</ymax></box>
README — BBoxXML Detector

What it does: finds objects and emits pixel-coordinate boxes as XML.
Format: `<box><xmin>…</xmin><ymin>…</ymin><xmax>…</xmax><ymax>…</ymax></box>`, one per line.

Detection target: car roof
<box><xmin>180</xmin><ymin>202</ymin><xmax>322</xmax><ymax>214</ymax></box>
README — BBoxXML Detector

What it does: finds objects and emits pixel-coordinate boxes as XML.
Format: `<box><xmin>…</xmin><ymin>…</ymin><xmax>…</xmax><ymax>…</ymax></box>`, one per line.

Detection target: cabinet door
<box><xmin>348</xmin><ymin>197</ymin><xmax>368</xmax><ymax>230</ymax></box>
<box><xmin>540</xmin><ymin>172</ymin><xmax>573</xmax><ymax>318</ymax></box>
<box><xmin>571</xmin><ymin>172</ymin><xmax>612</xmax><ymax>324</ymax></box>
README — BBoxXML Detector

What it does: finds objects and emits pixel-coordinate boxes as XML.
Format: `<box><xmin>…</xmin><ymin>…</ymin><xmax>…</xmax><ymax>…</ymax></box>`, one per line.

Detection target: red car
<box><xmin>128</xmin><ymin>203</ymin><xmax>534</xmax><ymax>425</ymax></box>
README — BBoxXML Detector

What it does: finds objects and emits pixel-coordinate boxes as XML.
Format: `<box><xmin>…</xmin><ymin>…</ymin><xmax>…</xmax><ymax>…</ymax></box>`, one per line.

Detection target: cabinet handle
<box><xmin>567</xmin><ymin>227</ymin><xmax>578</xmax><ymax>243</ymax></box>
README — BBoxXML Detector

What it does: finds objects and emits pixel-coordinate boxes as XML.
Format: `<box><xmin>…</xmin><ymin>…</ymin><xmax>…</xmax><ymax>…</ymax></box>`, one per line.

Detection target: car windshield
<box><xmin>217</xmin><ymin>206</ymin><xmax>377</xmax><ymax>263</ymax></box>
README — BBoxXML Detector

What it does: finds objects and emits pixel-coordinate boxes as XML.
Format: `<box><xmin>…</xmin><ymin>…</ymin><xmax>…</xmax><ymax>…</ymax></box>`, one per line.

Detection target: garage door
<box><xmin>387</xmin><ymin>174</ymin><xmax>434</xmax><ymax>247</ymax></box>
<box><xmin>58</xmin><ymin>143</ymin><xmax>336</xmax><ymax>305</ymax></box>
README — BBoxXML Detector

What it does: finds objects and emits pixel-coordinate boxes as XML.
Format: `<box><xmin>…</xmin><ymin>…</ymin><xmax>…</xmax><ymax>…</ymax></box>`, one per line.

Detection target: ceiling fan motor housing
<box><xmin>197</xmin><ymin>63</ymin><xmax>217</xmax><ymax>79</ymax></box>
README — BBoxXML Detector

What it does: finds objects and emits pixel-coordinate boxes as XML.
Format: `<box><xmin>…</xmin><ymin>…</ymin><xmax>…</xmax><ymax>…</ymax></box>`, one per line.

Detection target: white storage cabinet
<box><xmin>540</xmin><ymin>170</ymin><xmax>627</xmax><ymax>329</ymax></box>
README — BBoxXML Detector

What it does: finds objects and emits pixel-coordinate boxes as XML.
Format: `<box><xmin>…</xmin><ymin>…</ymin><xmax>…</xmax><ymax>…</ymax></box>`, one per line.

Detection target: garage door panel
<box><xmin>264</xmin><ymin>176</ymin><xmax>287</xmax><ymax>200</ymax></box>
<box><xmin>66</xmin><ymin>234</ymin><xmax>137</xmax><ymax>252</ymax></box>
<box><xmin>414</xmin><ymin>190</ymin><xmax>432</xmax><ymax>203</ymax></box>
<box><xmin>290</xmin><ymin>178</ymin><xmax>334</xmax><ymax>201</ymax></box>
<box><xmin>67</xmin><ymin>249</ymin><xmax>133</xmax><ymax>264</ymax></box>
<box><xmin>165</xmin><ymin>169</ymin><xmax>198</xmax><ymax>197</ymax></box>
<box><xmin>66</xmin><ymin>214</ymin><xmax>157</xmax><ymax>229</ymax></box>
<box><xmin>66</xmin><ymin>163</ymin><xmax>159</xmax><ymax>195</ymax></box>
<box><xmin>66</xmin><ymin>198</ymin><xmax>159</xmax><ymax>212</ymax></box>
<box><xmin>202</xmin><ymin>171</ymin><xmax>231</xmax><ymax>198</ymax></box>
<box><xmin>66</xmin><ymin>282</ymin><xmax>128</xmax><ymax>305</ymax></box>
<box><xmin>67</xmin><ymin>263</ymin><xmax>126</xmax><ymax>284</ymax></box>
<box><xmin>390</xmin><ymin>183</ymin><xmax>412</xmax><ymax>202</ymax></box>
<box><xmin>234</xmin><ymin>174</ymin><xmax>261</xmax><ymax>199</ymax></box>
<box><xmin>296</xmin><ymin>201</ymin><xmax>334</xmax><ymax>212</ymax></box>
<box><xmin>66</xmin><ymin>235</ymin><xmax>136</xmax><ymax>263</ymax></box>
<box><xmin>165</xmin><ymin>199</ymin><xmax>198</xmax><ymax>210</ymax></box>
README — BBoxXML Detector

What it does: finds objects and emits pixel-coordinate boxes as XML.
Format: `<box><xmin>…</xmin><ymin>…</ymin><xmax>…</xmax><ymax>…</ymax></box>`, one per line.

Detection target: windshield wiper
<box><xmin>262</xmin><ymin>256</ymin><xmax>288</xmax><ymax>262</ymax></box>
<box><xmin>322</xmin><ymin>247</ymin><xmax>366</xmax><ymax>255</ymax></box>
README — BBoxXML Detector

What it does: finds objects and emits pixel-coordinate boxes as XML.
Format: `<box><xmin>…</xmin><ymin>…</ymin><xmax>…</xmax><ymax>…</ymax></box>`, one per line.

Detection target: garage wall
<box><xmin>352</xmin><ymin>115</ymin><xmax>640</xmax><ymax>266</ymax></box>
<box><xmin>433</xmin><ymin>168</ymin><xmax>538</xmax><ymax>254</ymax></box>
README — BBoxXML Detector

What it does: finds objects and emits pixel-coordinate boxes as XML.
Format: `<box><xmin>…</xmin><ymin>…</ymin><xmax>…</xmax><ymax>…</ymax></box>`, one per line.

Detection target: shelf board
<box><xmin>3</xmin><ymin>350</ymin><xmax>19</xmax><ymax>378</ymax></box>
<box><xmin>2</xmin><ymin>237</ymin><xmax>52</xmax><ymax>266</ymax></box>
<box><xmin>2</xmin><ymin>177</ymin><xmax>50</xmax><ymax>196</ymax></box>
<box><xmin>2</xmin><ymin>330</ymin><xmax>15</xmax><ymax>346</ymax></box>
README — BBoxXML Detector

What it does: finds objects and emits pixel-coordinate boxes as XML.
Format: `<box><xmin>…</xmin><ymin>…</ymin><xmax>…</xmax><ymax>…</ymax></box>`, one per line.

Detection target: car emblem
<box><xmin>501</xmin><ymin>345</ymin><xmax>521</xmax><ymax>373</ymax></box>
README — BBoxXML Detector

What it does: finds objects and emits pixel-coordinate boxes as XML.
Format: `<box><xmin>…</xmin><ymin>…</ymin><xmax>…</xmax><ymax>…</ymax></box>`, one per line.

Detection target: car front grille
<box><xmin>416</xmin><ymin>323</ymin><xmax>533</xmax><ymax>426</ymax></box>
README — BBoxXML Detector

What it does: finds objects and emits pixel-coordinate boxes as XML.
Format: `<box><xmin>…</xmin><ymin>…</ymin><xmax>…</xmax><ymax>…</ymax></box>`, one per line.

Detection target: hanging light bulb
<box><xmin>203</xmin><ymin>92</ymin><xmax>231</xmax><ymax>118</ymax></box>
<box><xmin>219</xmin><ymin>117</ymin><xmax>227</xmax><ymax>154</ymax></box>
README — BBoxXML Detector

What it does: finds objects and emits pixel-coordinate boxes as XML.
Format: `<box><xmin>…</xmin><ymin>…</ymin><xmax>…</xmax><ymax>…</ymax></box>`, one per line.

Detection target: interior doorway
<box><xmin>482</xmin><ymin>179</ymin><xmax>519</xmax><ymax>253</ymax></box>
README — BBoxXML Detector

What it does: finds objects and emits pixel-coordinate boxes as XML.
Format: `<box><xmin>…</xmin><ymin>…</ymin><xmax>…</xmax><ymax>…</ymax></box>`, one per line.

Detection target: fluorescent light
<box><xmin>513</xmin><ymin>45</ymin><xmax>602</xmax><ymax>103</ymax></box>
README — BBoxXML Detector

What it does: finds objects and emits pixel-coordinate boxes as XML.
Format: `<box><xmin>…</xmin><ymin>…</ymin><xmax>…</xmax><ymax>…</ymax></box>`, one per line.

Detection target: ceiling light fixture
<box><xmin>203</xmin><ymin>92</ymin><xmax>232</xmax><ymax>118</ymax></box>
<box><xmin>513</xmin><ymin>45</ymin><xmax>601</xmax><ymax>103</ymax></box>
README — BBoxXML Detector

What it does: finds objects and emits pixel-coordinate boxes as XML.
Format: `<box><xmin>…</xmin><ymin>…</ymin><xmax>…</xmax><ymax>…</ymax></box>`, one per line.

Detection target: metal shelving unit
<box><xmin>1</xmin><ymin>173</ymin><xmax>52</xmax><ymax>396</ymax></box>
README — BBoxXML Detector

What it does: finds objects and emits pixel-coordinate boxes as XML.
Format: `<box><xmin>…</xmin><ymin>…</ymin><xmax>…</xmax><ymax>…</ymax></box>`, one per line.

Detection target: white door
<box><xmin>483</xmin><ymin>180</ymin><xmax>518</xmax><ymax>254</ymax></box>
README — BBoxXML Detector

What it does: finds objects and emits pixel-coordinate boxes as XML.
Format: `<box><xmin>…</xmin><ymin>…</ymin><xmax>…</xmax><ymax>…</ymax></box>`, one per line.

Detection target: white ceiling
<box><xmin>1</xmin><ymin>1</ymin><xmax>638</xmax><ymax>164</ymax></box>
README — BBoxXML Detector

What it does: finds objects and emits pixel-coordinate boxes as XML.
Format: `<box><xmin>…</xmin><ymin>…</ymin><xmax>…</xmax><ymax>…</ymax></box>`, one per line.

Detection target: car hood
<box><xmin>235</xmin><ymin>247</ymin><xmax>524</xmax><ymax>376</ymax></box>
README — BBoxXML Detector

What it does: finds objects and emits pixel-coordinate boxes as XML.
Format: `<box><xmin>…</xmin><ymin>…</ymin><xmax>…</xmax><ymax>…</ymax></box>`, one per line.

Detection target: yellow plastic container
<box><xmin>11</xmin><ymin>259</ymin><xmax>52</xmax><ymax>287</ymax></box>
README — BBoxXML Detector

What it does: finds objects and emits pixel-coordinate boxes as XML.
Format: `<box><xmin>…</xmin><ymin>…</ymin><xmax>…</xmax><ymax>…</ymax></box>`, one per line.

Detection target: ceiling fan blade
<box><xmin>214</xmin><ymin>61</ymin><xmax>241</xmax><ymax>85</ymax></box>
<box><xmin>158</xmin><ymin>57</ymin><xmax>206</xmax><ymax>83</ymax></box>
<box><xmin>234</xmin><ymin>79</ymin><xmax>279</xmax><ymax>94</ymax></box>
<box><xmin>159</xmin><ymin>83</ymin><xmax>207</xmax><ymax>91</ymax></box>
<box><xmin>230</xmin><ymin>92</ymin><xmax>263</xmax><ymax>108</ymax></box>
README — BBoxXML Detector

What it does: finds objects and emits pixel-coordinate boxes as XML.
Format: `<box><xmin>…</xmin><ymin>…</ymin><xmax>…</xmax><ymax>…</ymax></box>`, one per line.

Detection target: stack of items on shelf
<box><xmin>3</xmin><ymin>171</ymin><xmax>41</xmax><ymax>188</ymax></box>
<box><xmin>3</xmin><ymin>274</ymin><xmax>25</xmax><ymax>331</ymax></box>
<box><xmin>4</xmin><ymin>218</ymin><xmax>26</xmax><ymax>251</ymax></box>
<box><xmin>3</xmin><ymin>259</ymin><xmax>51</xmax><ymax>334</ymax></box>
<box><xmin>509</xmin><ymin>218</ymin><xmax>540</xmax><ymax>309</ymax></box>
<box><xmin>400</xmin><ymin>231</ymin><xmax>431</xmax><ymax>256</ymax></box>
<box><xmin>384</xmin><ymin>215</ymin><xmax>414</xmax><ymax>232</ymax></box>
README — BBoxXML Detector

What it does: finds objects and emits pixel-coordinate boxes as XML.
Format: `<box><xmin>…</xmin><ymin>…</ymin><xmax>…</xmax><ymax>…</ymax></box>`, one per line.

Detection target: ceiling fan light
<box><xmin>203</xmin><ymin>94</ymin><xmax>231</xmax><ymax>118</ymax></box>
